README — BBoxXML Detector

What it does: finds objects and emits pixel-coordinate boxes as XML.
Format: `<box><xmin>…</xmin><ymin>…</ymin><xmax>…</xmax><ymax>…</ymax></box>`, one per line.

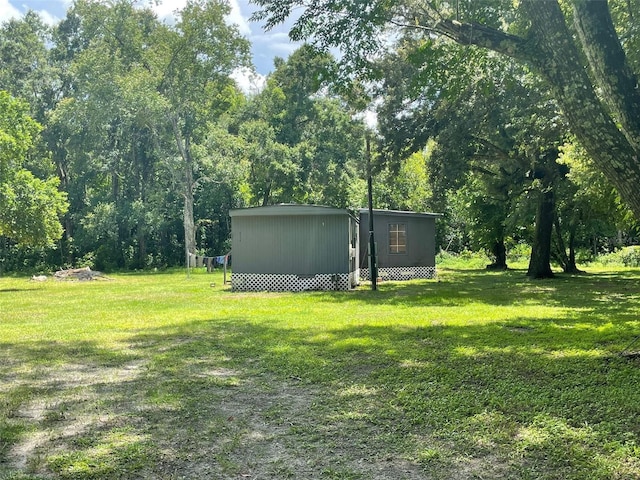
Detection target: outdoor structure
<box><xmin>229</xmin><ymin>204</ymin><xmax>359</xmax><ymax>291</ymax></box>
<box><xmin>359</xmin><ymin>209</ymin><xmax>440</xmax><ymax>281</ymax></box>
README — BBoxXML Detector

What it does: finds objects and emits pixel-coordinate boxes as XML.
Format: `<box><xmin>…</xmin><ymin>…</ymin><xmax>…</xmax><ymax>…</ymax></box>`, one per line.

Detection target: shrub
<box><xmin>437</xmin><ymin>249</ymin><xmax>491</xmax><ymax>269</ymax></box>
<box><xmin>618</xmin><ymin>246</ymin><xmax>640</xmax><ymax>267</ymax></box>
<box><xmin>507</xmin><ymin>243</ymin><xmax>531</xmax><ymax>264</ymax></box>
<box><xmin>594</xmin><ymin>246</ymin><xmax>640</xmax><ymax>267</ymax></box>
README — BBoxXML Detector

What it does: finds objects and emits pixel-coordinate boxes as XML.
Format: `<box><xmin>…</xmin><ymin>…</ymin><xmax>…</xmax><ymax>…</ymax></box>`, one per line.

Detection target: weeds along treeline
<box><xmin>437</xmin><ymin>246</ymin><xmax>640</xmax><ymax>271</ymax></box>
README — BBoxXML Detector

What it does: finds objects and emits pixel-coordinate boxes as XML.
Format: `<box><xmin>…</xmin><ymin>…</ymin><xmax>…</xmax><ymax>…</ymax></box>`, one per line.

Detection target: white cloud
<box><xmin>32</xmin><ymin>8</ymin><xmax>59</xmax><ymax>25</ymax></box>
<box><xmin>230</xmin><ymin>67</ymin><xmax>266</xmax><ymax>96</ymax></box>
<box><xmin>258</xmin><ymin>31</ymin><xmax>299</xmax><ymax>55</ymax></box>
<box><xmin>363</xmin><ymin>109</ymin><xmax>378</xmax><ymax>130</ymax></box>
<box><xmin>147</xmin><ymin>0</ymin><xmax>251</xmax><ymax>34</ymax></box>
<box><xmin>353</xmin><ymin>109</ymin><xmax>378</xmax><ymax>131</ymax></box>
<box><xmin>227</xmin><ymin>0</ymin><xmax>251</xmax><ymax>36</ymax></box>
<box><xmin>3</xmin><ymin>0</ymin><xmax>71</xmax><ymax>25</ymax></box>
<box><xmin>148</xmin><ymin>0</ymin><xmax>187</xmax><ymax>23</ymax></box>
<box><xmin>0</xmin><ymin>0</ymin><xmax>21</xmax><ymax>23</ymax></box>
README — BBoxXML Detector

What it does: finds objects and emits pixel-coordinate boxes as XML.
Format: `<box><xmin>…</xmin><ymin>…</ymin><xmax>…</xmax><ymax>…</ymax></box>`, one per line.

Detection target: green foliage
<box><xmin>559</xmin><ymin>142</ymin><xmax>634</xmax><ymax>238</ymax></box>
<box><xmin>254</xmin><ymin>0</ymin><xmax>640</xmax><ymax>226</ymax></box>
<box><xmin>0</xmin><ymin>91</ymin><xmax>41</xmax><ymax>173</ymax></box>
<box><xmin>618</xmin><ymin>246</ymin><xmax>640</xmax><ymax>267</ymax></box>
<box><xmin>372</xmin><ymin>150</ymin><xmax>432</xmax><ymax>212</ymax></box>
<box><xmin>506</xmin><ymin>242</ymin><xmax>532</xmax><ymax>264</ymax></box>
<box><xmin>436</xmin><ymin>249</ymin><xmax>492</xmax><ymax>269</ymax></box>
<box><xmin>0</xmin><ymin>91</ymin><xmax>68</xmax><ymax>248</ymax></box>
<box><xmin>0</xmin><ymin>11</ymin><xmax>53</xmax><ymax>121</ymax></box>
<box><xmin>28</xmin><ymin>0</ymin><xmax>251</xmax><ymax>271</ymax></box>
<box><xmin>610</xmin><ymin>0</ymin><xmax>640</xmax><ymax>72</ymax></box>
<box><xmin>0</xmin><ymin>170</ymin><xmax>67</xmax><ymax>247</ymax></box>
<box><xmin>597</xmin><ymin>246</ymin><xmax>640</xmax><ymax>268</ymax></box>
<box><xmin>237</xmin><ymin>46</ymin><xmax>366</xmax><ymax>208</ymax></box>
<box><xmin>2</xmin><ymin>0</ymin><xmax>638</xmax><ymax>278</ymax></box>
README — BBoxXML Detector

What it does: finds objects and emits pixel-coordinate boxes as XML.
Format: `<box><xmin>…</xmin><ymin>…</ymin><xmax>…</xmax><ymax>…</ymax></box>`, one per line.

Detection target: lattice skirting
<box><xmin>360</xmin><ymin>266</ymin><xmax>437</xmax><ymax>281</ymax></box>
<box><xmin>232</xmin><ymin>273</ymin><xmax>352</xmax><ymax>292</ymax></box>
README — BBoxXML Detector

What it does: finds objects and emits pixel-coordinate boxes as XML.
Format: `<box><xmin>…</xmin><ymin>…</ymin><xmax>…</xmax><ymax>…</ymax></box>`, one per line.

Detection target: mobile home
<box><xmin>359</xmin><ymin>209</ymin><xmax>439</xmax><ymax>281</ymax></box>
<box><xmin>230</xmin><ymin>204</ymin><xmax>359</xmax><ymax>291</ymax></box>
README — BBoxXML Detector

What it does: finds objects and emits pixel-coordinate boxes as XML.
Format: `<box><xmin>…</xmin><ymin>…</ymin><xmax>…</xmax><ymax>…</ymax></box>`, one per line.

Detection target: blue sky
<box><xmin>2</xmin><ymin>0</ymin><xmax>300</xmax><ymax>87</ymax></box>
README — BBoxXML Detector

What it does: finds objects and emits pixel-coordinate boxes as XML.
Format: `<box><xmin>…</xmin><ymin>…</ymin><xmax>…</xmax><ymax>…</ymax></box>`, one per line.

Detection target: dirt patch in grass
<box><xmin>4</xmin><ymin>357</ymin><xmax>442</xmax><ymax>479</ymax></box>
<box><xmin>6</xmin><ymin>359</ymin><xmax>148</xmax><ymax>472</ymax></box>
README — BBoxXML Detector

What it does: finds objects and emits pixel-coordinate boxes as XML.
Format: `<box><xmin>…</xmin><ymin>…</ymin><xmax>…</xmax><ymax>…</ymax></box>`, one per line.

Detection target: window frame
<box><xmin>388</xmin><ymin>222</ymin><xmax>407</xmax><ymax>255</ymax></box>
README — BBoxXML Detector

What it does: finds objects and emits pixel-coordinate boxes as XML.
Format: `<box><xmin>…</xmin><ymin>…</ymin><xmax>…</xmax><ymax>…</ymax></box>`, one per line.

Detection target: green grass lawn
<box><xmin>1</xmin><ymin>266</ymin><xmax>640</xmax><ymax>479</ymax></box>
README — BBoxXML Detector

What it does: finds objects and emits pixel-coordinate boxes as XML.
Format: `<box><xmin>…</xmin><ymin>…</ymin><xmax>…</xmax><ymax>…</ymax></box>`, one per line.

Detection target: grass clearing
<box><xmin>1</xmin><ymin>267</ymin><xmax>640</xmax><ymax>479</ymax></box>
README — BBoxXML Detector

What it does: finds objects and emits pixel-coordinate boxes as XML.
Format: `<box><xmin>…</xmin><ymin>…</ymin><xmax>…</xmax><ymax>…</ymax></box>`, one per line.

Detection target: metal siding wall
<box><xmin>358</xmin><ymin>213</ymin><xmax>436</xmax><ymax>268</ymax></box>
<box><xmin>405</xmin><ymin>217</ymin><xmax>436</xmax><ymax>267</ymax></box>
<box><xmin>377</xmin><ymin>216</ymin><xmax>393</xmax><ymax>267</ymax></box>
<box><xmin>232</xmin><ymin>214</ymin><xmax>349</xmax><ymax>275</ymax></box>
<box><xmin>358</xmin><ymin>215</ymin><xmax>369</xmax><ymax>270</ymax></box>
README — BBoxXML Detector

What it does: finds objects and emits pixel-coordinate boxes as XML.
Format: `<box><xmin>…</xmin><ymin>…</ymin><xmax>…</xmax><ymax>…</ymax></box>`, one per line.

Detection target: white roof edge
<box><xmin>358</xmin><ymin>208</ymin><xmax>442</xmax><ymax>217</ymax></box>
<box><xmin>230</xmin><ymin>204</ymin><xmax>350</xmax><ymax>217</ymax></box>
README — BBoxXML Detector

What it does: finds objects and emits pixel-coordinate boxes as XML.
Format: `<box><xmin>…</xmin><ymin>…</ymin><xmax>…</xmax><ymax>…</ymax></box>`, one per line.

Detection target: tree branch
<box><xmin>432</xmin><ymin>19</ymin><xmax>533</xmax><ymax>62</ymax></box>
<box><xmin>470</xmin><ymin>164</ymin><xmax>499</xmax><ymax>177</ymax></box>
<box><xmin>471</xmin><ymin>136</ymin><xmax>512</xmax><ymax>161</ymax></box>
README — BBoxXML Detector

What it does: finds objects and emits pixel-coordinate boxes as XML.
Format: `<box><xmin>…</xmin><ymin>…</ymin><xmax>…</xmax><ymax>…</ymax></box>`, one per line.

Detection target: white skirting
<box><xmin>360</xmin><ymin>266</ymin><xmax>437</xmax><ymax>281</ymax></box>
<box><xmin>232</xmin><ymin>273</ymin><xmax>352</xmax><ymax>292</ymax></box>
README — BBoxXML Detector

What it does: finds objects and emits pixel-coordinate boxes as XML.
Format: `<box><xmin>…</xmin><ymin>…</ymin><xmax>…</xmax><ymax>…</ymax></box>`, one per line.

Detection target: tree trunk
<box><xmin>0</xmin><ymin>237</ymin><xmax>6</xmax><ymax>275</ymax></box>
<box><xmin>184</xmin><ymin>183</ymin><xmax>196</xmax><ymax>266</ymax></box>
<box><xmin>487</xmin><ymin>239</ymin><xmax>508</xmax><ymax>270</ymax></box>
<box><xmin>552</xmin><ymin>215</ymin><xmax>569</xmax><ymax>271</ymax></box>
<box><xmin>138</xmin><ymin>231</ymin><xmax>147</xmax><ymax>268</ymax></box>
<box><xmin>552</xmin><ymin>216</ymin><xmax>583</xmax><ymax>273</ymax></box>
<box><xmin>520</xmin><ymin>0</ymin><xmax>640</xmax><ymax>219</ymax></box>
<box><xmin>571</xmin><ymin>0</ymin><xmax>640</xmax><ymax>153</ymax></box>
<box><xmin>261</xmin><ymin>182</ymin><xmax>272</xmax><ymax>206</ymax></box>
<box><xmin>527</xmin><ymin>188</ymin><xmax>555</xmax><ymax>279</ymax></box>
<box><xmin>171</xmin><ymin>116</ymin><xmax>197</xmax><ymax>268</ymax></box>
<box><xmin>54</xmin><ymin>155</ymin><xmax>74</xmax><ymax>265</ymax></box>
<box><xmin>566</xmin><ymin>228</ymin><xmax>582</xmax><ymax>274</ymax></box>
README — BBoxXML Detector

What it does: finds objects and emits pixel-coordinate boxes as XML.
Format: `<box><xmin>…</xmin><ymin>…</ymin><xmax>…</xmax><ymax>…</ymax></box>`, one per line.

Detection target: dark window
<box><xmin>389</xmin><ymin>223</ymin><xmax>406</xmax><ymax>254</ymax></box>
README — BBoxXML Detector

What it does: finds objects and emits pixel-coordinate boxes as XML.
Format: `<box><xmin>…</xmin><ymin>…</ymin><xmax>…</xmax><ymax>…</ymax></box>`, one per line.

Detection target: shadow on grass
<box><xmin>131</xmin><ymin>313</ymin><xmax>640</xmax><ymax>478</ymax></box>
<box><xmin>309</xmin><ymin>268</ymin><xmax>640</xmax><ymax>323</ymax></box>
<box><xmin>134</xmin><ymin>312</ymin><xmax>640</xmax><ymax>477</ymax></box>
<box><xmin>4</xmin><ymin>319</ymin><xmax>639</xmax><ymax>478</ymax></box>
<box><xmin>2</xmin><ymin>269</ymin><xmax>640</xmax><ymax>479</ymax></box>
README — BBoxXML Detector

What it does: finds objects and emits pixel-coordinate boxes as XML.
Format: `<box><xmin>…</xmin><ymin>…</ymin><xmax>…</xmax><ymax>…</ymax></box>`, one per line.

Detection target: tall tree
<box><xmin>49</xmin><ymin>0</ymin><xmax>250</xmax><ymax>268</ymax></box>
<box><xmin>47</xmin><ymin>0</ymin><xmax>172</xmax><ymax>268</ymax></box>
<box><xmin>151</xmin><ymin>0</ymin><xmax>250</xmax><ymax>265</ymax></box>
<box><xmin>252</xmin><ymin>0</ymin><xmax>640</xmax><ymax>221</ymax></box>
<box><xmin>0</xmin><ymin>91</ymin><xmax>68</xmax><ymax>251</ymax></box>
<box><xmin>373</xmin><ymin>150</ymin><xmax>432</xmax><ymax>214</ymax></box>
<box><xmin>553</xmin><ymin>142</ymin><xmax>635</xmax><ymax>268</ymax></box>
<box><xmin>375</xmin><ymin>41</ymin><xmax>570</xmax><ymax>277</ymax></box>
<box><xmin>0</xmin><ymin>11</ymin><xmax>55</xmax><ymax>121</ymax></box>
<box><xmin>236</xmin><ymin>46</ymin><xmax>366</xmax><ymax>208</ymax></box>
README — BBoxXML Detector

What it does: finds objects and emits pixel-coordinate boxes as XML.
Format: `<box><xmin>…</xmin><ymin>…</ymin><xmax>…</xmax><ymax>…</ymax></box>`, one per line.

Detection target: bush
<box><xmin>437</xmin><ymin>250</ymin><xmax>491</xmax><ymax>269</ymax></box>
<box><xmin>618</xmin><ymin>246</ymin><xmax>640</xmax><ymax>267</ymax></box>
<box><xmin>594</xmin><ymin>246</ymin><xmax>640</xmax><ymax>267</ymax></box>
<box><xmin>506</xmin><ymin>243</ymin><xmax>531</xmax><ymax>265</ymax></box>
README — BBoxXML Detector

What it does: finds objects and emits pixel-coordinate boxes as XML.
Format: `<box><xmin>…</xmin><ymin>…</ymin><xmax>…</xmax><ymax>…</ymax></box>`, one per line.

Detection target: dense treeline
<box><xmin>0</xmin><ymin>1</ymin><xmax>369</xmax><ymax>273</ymax></box>
<box><xmin>1</xmin><ymin>0</ymin><xmax>638</xmax><ymax>276</ymax></box>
